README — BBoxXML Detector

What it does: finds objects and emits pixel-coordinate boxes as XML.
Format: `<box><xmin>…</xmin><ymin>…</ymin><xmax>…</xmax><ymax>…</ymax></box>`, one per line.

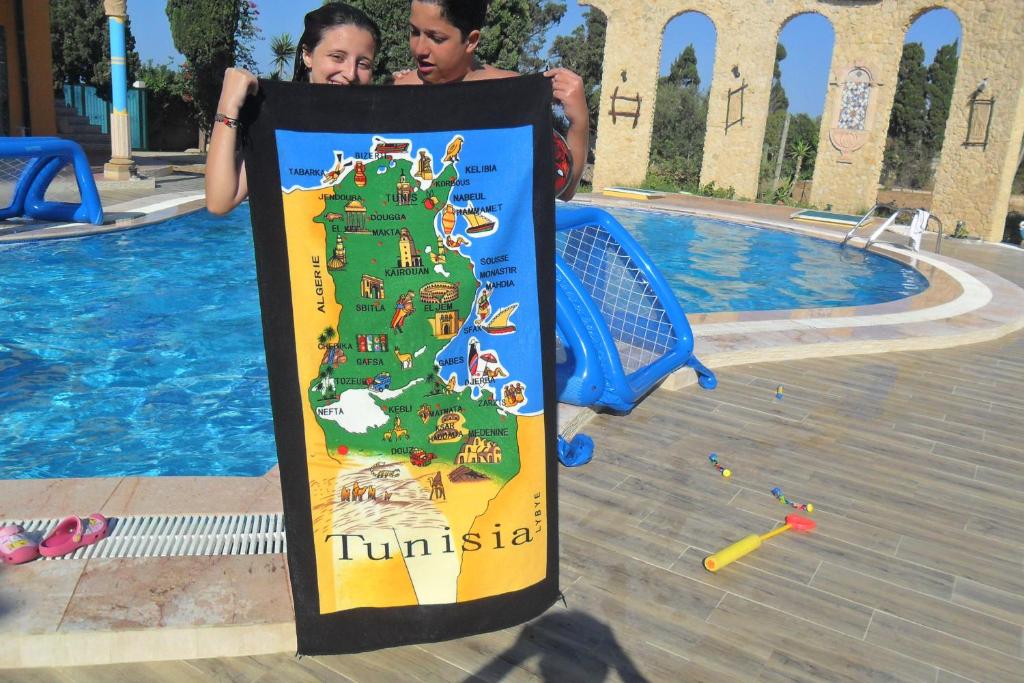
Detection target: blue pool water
<box><xmin>0</xmin><ymin>206</ymin><xmax>276</xmax><ymax>479</ymax></box>
<box><xmin>0</xmin><ymin>205</ymin><xmax>928</xmax><ymax>479</ymax></box>
<box><xmin>607</xmin><ymin>208</ymin><xmax>928</xmax><ymax>313</ymax></box>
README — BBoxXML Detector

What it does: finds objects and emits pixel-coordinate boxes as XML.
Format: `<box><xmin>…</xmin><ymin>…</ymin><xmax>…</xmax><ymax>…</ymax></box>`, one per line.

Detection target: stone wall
<box><xmin>586</xmin><ymin>0</ymin><xmax>1024</xmax><ymax>242</ymax></box>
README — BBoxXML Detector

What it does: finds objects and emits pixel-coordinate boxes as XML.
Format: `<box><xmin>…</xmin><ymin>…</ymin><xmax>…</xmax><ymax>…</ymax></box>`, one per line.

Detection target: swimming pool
<box><xmin>0</xmin><ymin>206</ymin><xmax>276</xmax><ymax>479</ymax></box>
<box><xmin>0</xmin><ymin>204</ymin><xmax>929</xmax><ymax>479</ymax></box>
<box><xmin>607</xmin><ymin>208</ymin><xmax>928</xmax><ymax>313</ymax></box>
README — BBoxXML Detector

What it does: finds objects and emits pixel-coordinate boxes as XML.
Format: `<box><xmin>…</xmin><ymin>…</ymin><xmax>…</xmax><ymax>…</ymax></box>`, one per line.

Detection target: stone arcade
<box><xmin>586</xmin><ymin>0</ymin><xmax>1024</xmax><ymax>241</ymax></box>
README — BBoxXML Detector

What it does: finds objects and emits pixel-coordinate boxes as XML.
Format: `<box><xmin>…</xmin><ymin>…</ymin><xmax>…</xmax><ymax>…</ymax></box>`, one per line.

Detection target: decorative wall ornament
<box><xmin>828</xmin><ymin>64</ymin><xmax>881</xmax><ymax>162</ymax></box>
<box><xmin>608</xmin><ymin>86</ymin><xmax>642</xmax><ymax>128</ymax></box>
<box><xmin>725</xmin><ymin>81</ymin><xmax>747</xmax><ymax>132</ymax></box>
<box><xmin>965</xmin><ymin>96</ymin><xmax>994</xmax><ymax>148</ymax></box>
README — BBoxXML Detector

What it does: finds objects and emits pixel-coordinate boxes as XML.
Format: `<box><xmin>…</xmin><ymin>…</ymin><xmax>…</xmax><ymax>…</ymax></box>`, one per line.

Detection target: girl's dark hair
<box><xmin>292</xmin><ymin>2</ymin><xmax>382</xmax><ymax>82</ymax></box>
<box><xmin>415</xmin><ymin>0</ymin><xmax>489</xmax><ymax>40</ymax></box>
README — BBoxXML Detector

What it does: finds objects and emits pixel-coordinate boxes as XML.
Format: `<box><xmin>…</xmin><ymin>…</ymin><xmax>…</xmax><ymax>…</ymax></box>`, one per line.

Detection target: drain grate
<box><xmin>2</xmin><ymin>513</ymin><xmax>287</xmax><ymax>560</ymax></box>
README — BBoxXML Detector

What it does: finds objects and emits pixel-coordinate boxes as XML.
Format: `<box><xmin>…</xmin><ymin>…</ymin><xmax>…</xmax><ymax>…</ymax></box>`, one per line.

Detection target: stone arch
<box><xmin>646</xmin><ymin>10</ymin><xmax>718</xmax><ymax>190</ymax></box>
<box><xmin>658</xmin><ymin>8</ymin><xmax>717</xmax><ymax>39</ymax></box>
<box><xmin>590</xmin><ymin>2</ymin><xmax>715</xmax><ymax>192</ymax></box>
<box><xmin>878</xmin><ymin>7</ymin><xmax>963</xmax><ymax>193</ymax></box>
<box><xmin>655</xmin><ymin>7</ymin><xmax>718</xmax><ymax>86</ymax></box>
<box><xmin>904</xmin><ymin>3</ymin><xmax>961</xmax><ymax>32</ymax></box>
<box><xmin>775</xmin><ymin>9</ymin><xmax>833</xmax><ymax>36</ymax></box>
<box><xmin>757</xmin><ymin>11</ymin><xmax>835</xmax><ymax>201</ymax></box>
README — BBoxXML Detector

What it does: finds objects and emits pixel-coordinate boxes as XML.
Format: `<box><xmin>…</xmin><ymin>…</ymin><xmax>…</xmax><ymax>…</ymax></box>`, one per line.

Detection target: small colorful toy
<box><xmin>708</xmin><ymin>453</ymin><xmax>731</xmax><ymax>478</ymax></box>
<box><xmin>775</xmin><ymin>385</ymin><xmax>784</xmax><ymax>400</ymax></box>
<box><xmin>704</xmin><ymin>514</ymin><xmax>816</xmax><ymax>572</ymax></box>
<box><xmin>771</xmin><ymin>487</ymin><xmax>814</xmax><ymax>513</ymax></box>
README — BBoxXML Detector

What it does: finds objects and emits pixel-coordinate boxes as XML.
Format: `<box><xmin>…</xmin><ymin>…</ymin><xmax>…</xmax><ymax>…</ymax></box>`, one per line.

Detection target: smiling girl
<box><xmin>206</xmin><ymin>3</ymin><xmax>381</xmax><ymax>215</ymax></box>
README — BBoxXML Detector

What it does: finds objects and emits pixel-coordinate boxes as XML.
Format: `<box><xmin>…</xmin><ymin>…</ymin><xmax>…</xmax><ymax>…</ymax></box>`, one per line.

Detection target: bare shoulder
<box><xmin>393</xmin><ymin>69</ymin><xmax>420</xmax><ymax>85</ymax></box>
<box><xmin>466</xmin><ymin>64</ymin><xmax>519</xmax><ymax>81</ymax></box>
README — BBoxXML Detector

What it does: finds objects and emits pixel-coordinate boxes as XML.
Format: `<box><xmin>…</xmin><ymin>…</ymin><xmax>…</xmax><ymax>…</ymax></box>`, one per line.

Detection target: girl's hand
<box><xmin>544</xmin><ymin>67</ymin><xmax>587</xmax><ymax>125</ymax></box>
<box><xmin>218</xmin><ymin>68</ymin><xmax>259</xmax><ymax>116</ymax></box>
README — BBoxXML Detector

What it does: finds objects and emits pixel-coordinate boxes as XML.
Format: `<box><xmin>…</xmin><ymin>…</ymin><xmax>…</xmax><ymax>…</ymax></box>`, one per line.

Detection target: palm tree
<box><xmin>270</xmin><ymin>33</ymin><xmax>296</xmax><ymax>80</ymax></box>
<box><xmin>789</xmin><ymin>139</ymin><xmax>815</xmax><ymax>181</ymax></box>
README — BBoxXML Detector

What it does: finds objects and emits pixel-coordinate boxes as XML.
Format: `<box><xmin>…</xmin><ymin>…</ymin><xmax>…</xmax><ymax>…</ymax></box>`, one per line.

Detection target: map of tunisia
<box><xmin>276</xmin><ymin>133</ymin><xmax>547</xmax><ymax>609</ymax></box>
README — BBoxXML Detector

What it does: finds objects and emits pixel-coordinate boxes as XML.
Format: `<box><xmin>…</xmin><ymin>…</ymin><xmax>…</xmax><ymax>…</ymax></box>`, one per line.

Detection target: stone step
<box><xmin>58</xmin><ymin>122</ymin><xmax>106</xmax><ymax>137</ymax></box>
<box><xmin>56</xmin><ymin>109</ymin><xmax>99</xmax><ymax>124</ymax></box>
<box><xmin>59</xmin><ymin>131</ymin><xmax>109</xmax><ymax>145</ymax></box>
<box><xmin>53</xmin><ymin>101</ymin><xmax>109</xmax><ymax>153</ymax></box>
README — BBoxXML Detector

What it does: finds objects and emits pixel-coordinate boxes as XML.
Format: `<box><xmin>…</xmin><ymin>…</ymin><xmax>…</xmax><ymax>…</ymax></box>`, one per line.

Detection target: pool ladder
<box><xmin>840</xmin><ymin>203</ymin><xmax>944</xmax><ymax>254</ymax></box>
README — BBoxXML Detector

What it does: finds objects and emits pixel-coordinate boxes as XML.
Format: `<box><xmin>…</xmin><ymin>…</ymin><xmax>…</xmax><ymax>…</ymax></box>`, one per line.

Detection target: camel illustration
<box><xmin>394</xmin><ymin>347</ymin><xmax>413</xmax><ymax>369</ymax></box>
<box><xmin>340</xmin><ymin>482</ymin><xmax>383</xmax><ymax>503</ymax></box>
<box><xmin>384</xmin><ymin>417</ymin><xmax>410</xmax><ymax>441</ymax></box>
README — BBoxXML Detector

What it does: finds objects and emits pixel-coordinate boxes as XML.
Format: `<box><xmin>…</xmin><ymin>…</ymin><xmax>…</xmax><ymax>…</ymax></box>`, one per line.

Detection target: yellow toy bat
<box><xmin>703</xmin><ymin>515</ymin><xmax>816</xmax><ymax>572</ymax></box>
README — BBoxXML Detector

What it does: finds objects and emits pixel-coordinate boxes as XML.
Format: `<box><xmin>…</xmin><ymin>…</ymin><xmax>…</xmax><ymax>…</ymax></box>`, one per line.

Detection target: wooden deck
<box><xmin>7</xmin><ymin>240</ymin><xmax>1023</xmax><ymax>682</ymax></box>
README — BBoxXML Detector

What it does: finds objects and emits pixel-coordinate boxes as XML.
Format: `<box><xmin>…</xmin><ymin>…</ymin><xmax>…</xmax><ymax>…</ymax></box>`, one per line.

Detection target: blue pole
<box><xmin>103</xmin><ymin>0</ymin><xmax>135</xmax><ymax>179</ymax></box>
<box><xmin>109</xmin><ymin>15</ymin><xmax>127</xmax><ymax>114</ymax></box>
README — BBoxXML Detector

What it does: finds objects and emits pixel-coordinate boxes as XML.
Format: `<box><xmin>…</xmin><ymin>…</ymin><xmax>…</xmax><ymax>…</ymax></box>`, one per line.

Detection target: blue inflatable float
<box><xmin>555</xmin><ymin>206</ymin><xmax>716</xmax><ymax>412</ymax></box>
<box><xmin>0</xmin><ymin>137</ymin><xmax>103</xmax><ymax>225</ymax></box>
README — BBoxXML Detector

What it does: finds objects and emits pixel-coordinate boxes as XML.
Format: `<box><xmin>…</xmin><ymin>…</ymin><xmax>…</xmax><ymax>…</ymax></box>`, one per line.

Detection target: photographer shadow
<box><xmin>466</xmin><ymin>609</ymin><xmax>649</xmax><ymax>683</ymax></box>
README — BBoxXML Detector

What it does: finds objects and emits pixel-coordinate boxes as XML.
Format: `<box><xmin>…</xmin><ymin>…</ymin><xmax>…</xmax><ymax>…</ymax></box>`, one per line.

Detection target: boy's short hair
<box><xmin>417</xmin><ymin>0</ymin><xmax>489</xmax><ymax>40</ymax></box>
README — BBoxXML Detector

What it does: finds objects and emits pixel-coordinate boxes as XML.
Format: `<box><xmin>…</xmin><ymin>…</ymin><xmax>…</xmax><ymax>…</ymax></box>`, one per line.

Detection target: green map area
<box><xmin>306</xmin><ymin>148</ymin><xmax>520</xmax><ymax>483</ymax></box>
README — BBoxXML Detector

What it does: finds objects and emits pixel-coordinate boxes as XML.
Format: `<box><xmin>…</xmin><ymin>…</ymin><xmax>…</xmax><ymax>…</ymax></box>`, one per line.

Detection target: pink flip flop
<box><xmin>39</xmin><ymin>514</ymin><xmax>110</xmax><ymax>558</ymax></box>
<box><xmin>0</xmin><ymin>525</ymin><xmax>40</xmax><ymax>565</ymax></box>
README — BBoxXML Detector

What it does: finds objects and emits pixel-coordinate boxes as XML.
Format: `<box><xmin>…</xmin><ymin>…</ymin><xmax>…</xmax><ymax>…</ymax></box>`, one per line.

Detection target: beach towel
<box><xmin>242</xmin><ymin>76</ymin><xmax>559</xmax><ymax>654</ymax></box>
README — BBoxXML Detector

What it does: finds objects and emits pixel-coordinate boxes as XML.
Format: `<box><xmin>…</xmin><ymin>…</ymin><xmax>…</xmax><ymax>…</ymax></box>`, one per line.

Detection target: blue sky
<box><xmin>128</xmin><ymin>2</ymin><xmax>961</xmax><ymax>117</ymax></box>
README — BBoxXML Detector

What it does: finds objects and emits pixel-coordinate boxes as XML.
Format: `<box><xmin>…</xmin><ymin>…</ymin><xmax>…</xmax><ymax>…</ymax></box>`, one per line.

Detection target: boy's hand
<box><xmin>544</xmin><ymin>67</ymin><xmax>587</xmax><ymax>125</ymax></box>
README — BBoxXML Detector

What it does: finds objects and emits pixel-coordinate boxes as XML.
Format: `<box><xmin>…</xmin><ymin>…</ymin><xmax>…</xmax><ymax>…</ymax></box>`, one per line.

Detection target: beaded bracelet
<box><xmin>215</xmin><ymin>112</ymin><xmax>241</xmax><ymax>129</ymax></box>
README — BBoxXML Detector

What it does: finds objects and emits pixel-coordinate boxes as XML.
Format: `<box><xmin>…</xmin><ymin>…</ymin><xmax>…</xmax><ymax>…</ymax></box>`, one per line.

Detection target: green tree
<box><xmin>270</xmin><ymin>33</ymin><xmax>297</xmax><ymax>80</ymax></box>
<box><xmin>550</xmin><ymin>8</ymin><xmax>606</xmax><ymax>149</ymax></box>
<box><xmin>769</xmin><ymin>43</ymin><xmax>789</xmax><ymax>114</ymax></box>
<box><xmin>166</xmin><ymin>0</ymin><xmax>260</xmax><ymax>135</ymax></box>
<box><xmin>50</xmin><ymin>0</ymin><xmax>142</xmax><ymax>99</ymax></box>
<box><xmin>789</xmin><ymin>138</ymin><xmax>814</xmax><ymax>181</ymax></box>
<box><xmin>480</xmin><ymin>0</ymin><xmax>566</xmax><ymax>72</ymax></box>
<box><xmin>477</xmin><ymin>0</ymin><xmax>533</xmax><ymax>70</ymax></box>
<box><xmin>648</xmin><ymin>43</ymin><xmax>709</xmax><ymax>191</ymax></box>
<box><xmin>760</xmin><ymin>112</ymin><xmax>820</xmax><ymax>196</ymax></box>
<box><xmin>883</xmin><ymin>41</ymin><xmax>932</xmax><ymax>188</ymax></box>
<box><xmin>518</xmin><ymin>1</ymin><xmax>567</xmax><ymax>73</ymax></box>
<box><xmin>135</xmin><ymin>60</ymin><xmax>191</xmax><ymax>149</ymax></box>
<box><xmin>663</xmin><ymin>44</ymin><xmax>699</xmax><ymax>90</ymax></box>
<box><xmin>335</xmin><ymin>0</ymin><xmax>409</xmax><ymax>81</ymax></box>
<box><xmin>235</xmin><ymin>2</ymin><xmax>262</xmax><ymax>72</ymax></box>
<box><xmin>924</xmin><ymin>40</ymin><xmax>958</xmax><ymax>157</ymax></box>
<box><xmin>888</xmin><ymin>42</ymin><xmax>928</xmax><ymax>148</ymax></box>
<box><xmin>648</xmin><ymin>82</ymin><xmax>708</xmax><ymax>190</ymax></box>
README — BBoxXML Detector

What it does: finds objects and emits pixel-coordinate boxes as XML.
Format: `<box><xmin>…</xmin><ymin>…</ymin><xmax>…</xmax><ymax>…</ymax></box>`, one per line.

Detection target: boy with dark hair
<box><xmin>395</xmin><ymin>0</ymin><xmax>589</xmax><ymax>200</ymax></box>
